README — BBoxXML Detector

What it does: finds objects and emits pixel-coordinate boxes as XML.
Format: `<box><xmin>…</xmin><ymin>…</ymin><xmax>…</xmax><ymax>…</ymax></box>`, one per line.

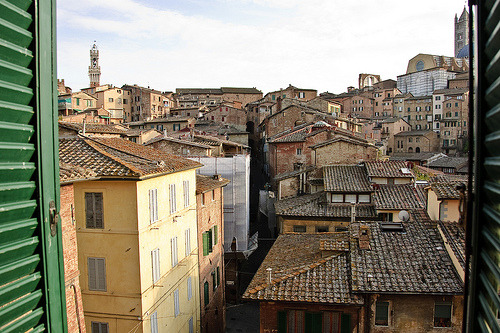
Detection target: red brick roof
<box><xmin>59</xmin><ymin>136</ymin><xmax>202</xmax><ymax>179</ymax></box>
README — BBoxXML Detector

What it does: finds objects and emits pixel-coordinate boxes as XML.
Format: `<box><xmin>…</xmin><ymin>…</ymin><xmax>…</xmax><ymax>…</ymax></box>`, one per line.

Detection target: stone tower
<box><xmin>454</xmin><ymin>8</ymin><xmax>469</xmax><ymax>57</ymax></box>
<box><xmin>88</xmin><ymin>42</ymin><xmax>101</xmax><ymax>88</ymax></box>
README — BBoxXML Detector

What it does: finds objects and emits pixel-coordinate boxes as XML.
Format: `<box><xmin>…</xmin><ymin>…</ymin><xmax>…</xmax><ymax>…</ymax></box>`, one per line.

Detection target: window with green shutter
<box><xmin>277</xmin><ymin>311</ymin><xmax>286</xmax><ymax>333</ymax></box>
<box><xmin>204</xmin><ymin>281</ymin><xmax>209</xmax><ymax>306</ymax></box>
<box><xmin>203</xmin><ymin>232</ymin><xmax>209</xmax><ymax>256</ymax></box>
<box><xmin>0</xmin><ymin>0</ymin><xmax>67</xmax><ymax>331</ymax></box>
<box><xmin>467</xmin><ymin>2</ymin><xmax>500</xmax><ymax>333</ymax></box>
<box><xmin>304</xmin><ymin>312</ymin><xmax>322</xmax><ymax>333</ymax></box>
<box><xmin>208</xmin><ymin>228</ymin><xmax>213</xmax><ymax>253</ymax></box>
<box><xmin>213</xmin><ymin>225</ymin><xmax>218</xmax><ymax>245</ymax></box>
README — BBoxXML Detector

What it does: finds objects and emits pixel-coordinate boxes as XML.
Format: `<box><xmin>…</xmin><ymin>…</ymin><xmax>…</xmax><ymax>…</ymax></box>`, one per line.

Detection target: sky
<box><xmin>57</xmin><ymin>0</ymin><xmax>467</xmax><ymax>95</ymax></box>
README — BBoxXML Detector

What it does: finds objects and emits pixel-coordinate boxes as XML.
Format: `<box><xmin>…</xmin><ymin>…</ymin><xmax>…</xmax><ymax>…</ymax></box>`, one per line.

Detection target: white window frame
<box><xmin>174</xmin><ymin>289</ymin><xmax>180</xmax><ymax>317</ymax></box>
<box><xmin>187</xmin><ymin>276</ymin><xmax>192</xmax><ymax>301</ymax></box>
<box><xmin>185</xmin><ymin>228</ymin><xmax>191</xmax><ymax>257</ymax></box>
<box><xmin>171</xmin><ymin>236</ymin><xmax>178</xmax><ymax>267</ymax></box>
<box><xmin>149</xmin><ymin>188</ymin><xmax>158</xmax><ymax>223</ymax></box>
<box><xmin>152</xmin><ymin>248</ymin><xmax>160</xmax><ymax>283</ymax></box>
<box><xmin>150</xmin><ymin>311</ymin><xmax>158</xmax><ymax>333</ymax></box>
<box><xmin>183</xmin><ymin>180</ymin><xmax>190</xmax><ymax>207</ymax></box>
<box><xmin>169</xmin><ymin>184</ymin><xmax>177</xmax><ymax>214</ymax></box>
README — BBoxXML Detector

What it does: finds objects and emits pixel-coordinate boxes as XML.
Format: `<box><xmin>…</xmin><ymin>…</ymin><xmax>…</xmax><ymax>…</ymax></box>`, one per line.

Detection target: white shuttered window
<box><xmin>183</xmin><ymin>180</ymin><xmax>190</xmax><ymax>207</ymax></box>
<box><xmin>174</xmin><ymin>289</ymin><xmax>180</xmax><ymax>317</ymax></box>
<box><xmin>149</xmin><ymin>188</ymin><xmax>158</xmax><ymax>223</ymax></box>
<box><xmin>185</xmin><ymin>228</ymin><xmax>191</xmax><ymax>256</ymax></box>
<box><xmin>151</xmin><ymin>248</ymin><xmax>160</xmax><ymax>283</ymax></box>
<box><xmin>150</xmin><ymin>312</ymin><xmax>158</xmax><ymax>333</ymax></box>
<box><xmin>169</xmin><ymin>184</ymin><xmax>177</xmax><ymax>214</ymax></box>
<box><xmin>171</xmin><ymin>237</ymin><xmax>178</xmax><ymax>267</ymax></box>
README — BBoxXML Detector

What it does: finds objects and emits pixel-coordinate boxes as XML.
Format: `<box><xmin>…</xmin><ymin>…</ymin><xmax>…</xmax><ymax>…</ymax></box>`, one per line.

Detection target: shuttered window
<box><xmin>85</xmin><ymin>192</ymin><xmax>103</xmax><ymax>228</ymax></box>
<box><xmin>467</xmin><ymin>2</ymin><xmax>500</xmax><ymax>333</ymax></box>
<box><xmin>171</xmin><ymin>236</ymin><xmax>178</xmax><ymax>267</ymax></box>
<box><xmin>169</xmin><ymin>184</ymin><xmax>176</xmax><ymax>214</ymax></box>
<box><xmin>213</xmin><ymin>225</ymin><xmax>218</xmax><ymax>245</ymax></box>
<box><xmin>183</xmin><ymin>180</ymin><xmax>189</xmax><ymax>207</ymax></box>
<box><xmin>203</xmin><ymin>232</ymin><xmax>209</xmax><ymax>256</ymax></box>
<box><xmin>185</xmin><ymin>228</ymin><xmax>191</xmax><ymax>256</ymax></box>
<box><xmin>187</xmin><ymin>276</ymin><xmax>192</xmax><ymax>300</ymax></box>
<box><xmin>88</xmin><ymin>257</ymin><xmax>106</xmax><ymax>291</ymax></box>
<box><xmin>149</xmin><ymin>189</ymin><xmax>158</xmax><ymax>223</ymax></box>
<box><xmin>174</xmin><ymin>289</ymin><xmax>180</xmax><ymax>317</ymax></box>
<box><xmin>91</xmin><ymin>321</ymin><xmax>109</xmax><ymax>333</ymax></box>
<box><xmin>189</xmin><ymin>317</ymin><xmax>194</xmax><ymax>333</ymax></box>
<box><xmin>150</xmin><ymin>311</ymin><xmax>158</xmax><ymax>333</ymax></box>
<box><xmin>375</xmin><ymin>301</ymin><xmax>389</xmax><ymax>326</ymax></box>
<box><xmin>0</xmin><ymin>0</ymin><xmax>67</xmax><ymax>330</ymax></box>
<box><xmin>208</xmin><ymin>228</ymin><xmax>213</xmax><ymax>253</ymax></box>
<box><xmin>204</xmin><ymin>281</ymin><xmax>209</xmax><ymax>306</ymax></box>
<box><xmin>151</xmin><ymin>248</ymin><xmax>160</xmax><ymax>283</ymax></box>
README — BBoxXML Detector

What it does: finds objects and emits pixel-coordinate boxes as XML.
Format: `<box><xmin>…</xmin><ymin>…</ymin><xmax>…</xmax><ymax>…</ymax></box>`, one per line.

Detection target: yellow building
<box><xmin>60</xmin><ymin>136</ymin><xmax>203</xmax><ymax>333</ymax></box>
<box><xmin>426</xmin><ymin>182</ymin><xmax>464</xmax><ymax>222</ymax></box>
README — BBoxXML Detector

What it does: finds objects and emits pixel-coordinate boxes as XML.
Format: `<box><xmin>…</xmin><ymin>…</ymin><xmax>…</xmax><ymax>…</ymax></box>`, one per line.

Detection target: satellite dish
<box><xmin>399</xmin><ymin>210</ymin><xmax>410</xmax><ymax>222</ymax></box>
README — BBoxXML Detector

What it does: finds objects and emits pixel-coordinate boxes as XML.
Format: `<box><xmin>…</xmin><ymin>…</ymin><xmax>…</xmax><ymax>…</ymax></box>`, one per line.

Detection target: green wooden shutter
<box><xmin>467</xmin><ymin>1</ymin><xmax>500</xmax><ymax>332</ymax></box>
<box><xmin>277</xmin><ymin>311</ymin><xmax>287</xmax><ymax>333</ymax></box>
<box><xmin>208</xmin><ymin>228</ymin><xmax>213</xmax><ymax>253</ymax></box>
<box><xmin>340</xmin><ymin>313</ymin><xmax>351</xmax><ymax>333</ymax></box>
<box><xmin>305</xmin><ymin>312</ymin><xmax>322</xmax><ymax>333</ymax></box>
<box><xmin>202</xmin><ymin>232</ymin><xmax>209</xmax><ymax>256</ymax></box>
<box><xmin>213</xmin><ymin>225</ymin><xmax>218</xmax><ymax>245</ymax></box>
<box><xmin>204</xmin><ymin>281</ymin><xmax>209</xmax><ymax>306</ymax></box>
<box><xmin>0</xmin><ymin>0</ymin><xmax>67</xmax><ymax>331</ymax></box>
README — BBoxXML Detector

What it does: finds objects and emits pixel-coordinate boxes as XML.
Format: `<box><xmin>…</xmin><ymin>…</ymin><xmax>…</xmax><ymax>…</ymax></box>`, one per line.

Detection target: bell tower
<box><xmin>88</xmin><ymin>42</ymin><xmax>101</xmax><ymax>88</ymax></box>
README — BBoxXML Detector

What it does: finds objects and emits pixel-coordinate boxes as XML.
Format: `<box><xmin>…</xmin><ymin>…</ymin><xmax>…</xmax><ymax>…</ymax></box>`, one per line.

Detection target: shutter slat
<box><xmin>1</xmin><ymin>308</ymin><xmax>44</xmax><ymax>333</ymax></box>
<box><xmin>0</xmin><ymin>182</ymin><xmax>35</xmax><ymax>203</ymax></box>
<box><xmin>0</xmin><ymin>200</ymin><xmax>37</xmax><ymax>222</ymax></box>
<box><xmin>479</xmin><ymin>273</ymin><xmax>500</xmax><ymax>311</ymax></box>
<box><xmin>0</xmin><ymin>142</ymin><xmax>34</xmax><ymax>162</ymax></box>
<box><xmin>97</xmin><ymin>258</ymin><xmax>106</xmax><ymax>291</ymax></box>
<box><xmin>0</xmin><ymin>290</ymin><xmax>42</xmax><ymax>327</ymax></box>
<box><xmin>486</xmin><ymin>0</ymin><xmax>500</xmax><ymax>33</ymax></box>
<box><xmin>0</xmin><ymin>59</ymin><xmax>32</xmax><ymax>87</ymax></box>
<box><xmin>0</xmin><ymin>219</ymin><xmax>37</xmax><ymax>244</ymax></box>
<box><xmin>0</xmin><ymin>39</ymin><xmax>32</xmax><ymax>69</ymax></box>
<box><xmin>88</xmin><ymin>258</ymin><xmax>97</xmax><ymax>290</ymax></box>
<box><xmin>0</xmin><ymin>272</ymin><xmax>41</xmax><ymax>307</ymax></box>
<box><xmin>0</xmin><ymin>1</ymin><xmax>31</xmax><ymax>29</ymax></box>
<box><xmin>0</xmin><ymin>237</ymin><xmax>39</xmax><ymax>266</ymax></box>
<box><xmin>0</xmin><ymin>100</ymin><xmax>33</xmax><ymax>124</ymax></box>
<box><xmin>478</xmin><ymin>293</ymin><xmax>500</xmax><ymax>333</ymax></box>
<box><xmin>0</xmin><ymin>122</ymin><xmax>33</xmax><ymax>143</ymax></box>
<box><xmin>0</xmin><ymin>256</ymin><xmax>39</xmax><ymax>286</ymax></box>
<box><xmin>0</xmin><ymin>162</ymin><xmax>35</xmax><ymax>182</ymax></box>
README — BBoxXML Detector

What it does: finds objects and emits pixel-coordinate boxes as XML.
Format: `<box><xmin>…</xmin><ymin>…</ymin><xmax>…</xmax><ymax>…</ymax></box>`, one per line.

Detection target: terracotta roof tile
<box><xmin>323</xmin><ymin>165</ymin><xmax>372</xmax><ymax>192</ymax></box>
<box><xmin>350</xmin><ymin>211</ymin><xmax>463</xmax><ymax>294</ymax></box>
<box><xmin>430</xmin><ymin>182</ymin><xmax>466</xmax><ymax>200</ymax></box>
<box><xmin>59</xmin><ymin>137</ymin><xmax>202</xmax><ymax>179</ymax></box>
<box><xmin>373</xmin><ymin>184</ymin><xmax>425</xmax><ymax>210</ymax></box>
<box><xmin>243</xmin><ymin>234</ymin><xmax>363</xmax><ymax>305</ymax></box>
<box><xmin>438</xmin><ymin>221</ymin><xmax>466</xmax><ymax>271</ymax></box>
<box><xmin>364</xmin><ymin>161</ymin><xmax>414</xmax><ymax>178</ymax></box>
<box><xmin>196</xmin><ymin>175</ymin><xmax>230</xmax><ymax>194</ymax></box>
<box><xmin>59</xmin><ymin>121</ymin><xmax>128</xmax><ymax>134</ymax></box>
<box><xmin>59</xmin><ymin>162</ymin><xmax>98</xmax><ymax>184</ymax></box>
<box><xmin>275</xmin><ymin>192</ymin><xmax>377</xmax><ymax>218</ymax></box>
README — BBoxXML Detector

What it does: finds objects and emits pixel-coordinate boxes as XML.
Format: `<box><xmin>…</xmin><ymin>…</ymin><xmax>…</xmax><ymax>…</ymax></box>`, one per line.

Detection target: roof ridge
<box><xmin>82</xmin><ymin>138</ymin><xmax>144</xmax><ymax>176</ymax></box>
<box><xmin>246</xmin><ymin>254</ymin><xmax>340</xmax><ymax>295</ymax></box>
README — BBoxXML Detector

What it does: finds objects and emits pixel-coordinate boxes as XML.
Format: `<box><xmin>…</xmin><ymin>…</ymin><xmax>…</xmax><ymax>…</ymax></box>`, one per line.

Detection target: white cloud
<box><xmin>57</xmin><ymin>0</ymin><xmax>464</xmax><ymax>93</ymax></box>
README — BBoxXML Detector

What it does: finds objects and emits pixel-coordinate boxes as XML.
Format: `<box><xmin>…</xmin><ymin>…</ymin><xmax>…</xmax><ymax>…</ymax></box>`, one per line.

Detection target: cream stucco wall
<box><xmin>75</xmin><ymin>169</ymin><xmax>201</xmax><ymax>333</ymax></box>
<box><xmin>427</xmin><ymin>189</ymin><xmax>440</xmax><ymax>220</ymax></box>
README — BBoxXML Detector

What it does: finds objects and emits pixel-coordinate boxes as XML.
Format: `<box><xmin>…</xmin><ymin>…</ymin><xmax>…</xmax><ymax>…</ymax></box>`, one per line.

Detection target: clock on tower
<box><xmin>88</xmin><ymin>42</ymin><xmax>101</xmax><ymax>88</ymax></box>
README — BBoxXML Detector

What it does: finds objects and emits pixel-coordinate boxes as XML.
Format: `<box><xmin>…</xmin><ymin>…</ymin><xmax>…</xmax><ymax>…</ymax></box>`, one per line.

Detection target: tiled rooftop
<box><xmin>59</xmin><ymin>137</ymin><xmax>202</xmax><ymax>179</ymax></box>
<box><xmin>350</xmin><ymin>211</ymin><xmax>463</xmax><ymax>295</ymax></box>
<box><xmin>274</xmin><ymin>192</ymin><xmax>377</xmax><ymax>218</ymax></box>
<box><xmin>243</xmin><ymin>233</ymin><xmax>363</xmax><ymax>305</ymax></box>
<box><xmin>196</xmin><ymin>175</ymin><xmax>230</xmax><ymax>194</ymax></box>
<box><xmin>364</xmin><ymin>161</ymin><xmax>414</xmax><ymax>178</ymax></box>
<box><xmin>438</xmin><ymin>221</ymin><xmax>466</xmax><ymax>271</ymax></box>
<box><xmin>323</xmin><ymin>165</ymin><xmax>372</xmax><ymax>193</ymax></box>
<box><xmin>144</xmin><ymin>135</ymin><xmax>212</xmax><ymax>149</ymax></box>
<box><xmin>372</xmin><ymin>184</ymin><xmax>425</xmax><ymax>210</ymax></box>
<box><xmin>427</xmin><ymin>156</ymin><xmax>468</xmax><ymax>169</ymax></box>
<box><xmin>429</xmin><ymin>182</ymin><xmax>465</xmax><ymax>200</ymax></box>
<box><xmin>59</xmin><ymin>121</ymin><xmax>128</xmax><ymax>134</ymax></box>
<box><xmin>59</xmin><ymin>162</ymin><xmax>97</xmax><ymax>184</ymax></box>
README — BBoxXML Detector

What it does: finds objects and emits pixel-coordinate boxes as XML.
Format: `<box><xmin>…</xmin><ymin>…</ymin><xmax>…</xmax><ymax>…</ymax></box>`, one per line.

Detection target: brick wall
<box><xmin>313</xmin><ymin>140</ymin><xmax>378</xmax><ymax>167</ymax></box>
<box><xmin>197</xmin><ymin>187</ymin><xmax>226</xmax><ymax>333</ymax></box>
<box><xmin>60</xmin><ymin>184</ymin><xmax>86</xmax><ymax>333</ymax></box>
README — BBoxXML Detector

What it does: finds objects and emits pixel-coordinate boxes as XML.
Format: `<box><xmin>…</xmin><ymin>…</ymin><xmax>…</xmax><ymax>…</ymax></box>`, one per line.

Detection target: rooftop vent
<box><xmin>380</xmin><ymin>222</ymin><xmax>405</xmax><ymax>232</ymax></box>
<box><xmin>400</xmin><ymin>167</ymin><xmax>411</xmax><ymax>174</ymax></box>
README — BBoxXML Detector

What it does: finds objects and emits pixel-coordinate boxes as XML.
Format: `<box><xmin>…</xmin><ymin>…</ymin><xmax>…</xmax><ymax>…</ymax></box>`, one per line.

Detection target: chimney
<box><xmin>164</xmin><ymin>129</ymin><xmax>167</xmax><ymax>137</ymax></box>
<box><xmin>266</xmin><ymin>268</ymin><xmax>272</xmax><ymax>284</ymax></box>
<box><xmin>213</xmin><ymin>174</ymin><xmax>221</xmax><ymax>180</ymax></box>
<box><xmin>351</xmin><ymin>202</ymin><xmax>356</xmax><ymax>223</ymax></box>
<box><xmin>359</xmin><ymin>225</ymin><xmax>371</xmax><ymax>250</ymax></box>
<box><xmin>82</xmin><ymin>119</ymin><xmax>86</xmax><ymax>136</ymax></box>
<box><xmin>276</xmin><ymin>96</ymin><xmax>282</xmax><ymax>112</ymax></box>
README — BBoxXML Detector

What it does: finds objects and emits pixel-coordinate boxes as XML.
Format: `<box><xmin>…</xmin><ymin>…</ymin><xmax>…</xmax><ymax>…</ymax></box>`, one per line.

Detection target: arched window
<box><xmin>416</xmin><ymin>147</ymin><xmax>421</xmax><ymax>153</ymax></box>
<box><xmin>408</xmin><ymin>147</ymin><xmax>414</xmax><ymax>153</ymax></box>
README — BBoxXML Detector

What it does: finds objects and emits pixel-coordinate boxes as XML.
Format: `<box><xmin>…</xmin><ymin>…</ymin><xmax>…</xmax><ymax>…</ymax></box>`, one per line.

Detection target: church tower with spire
<box><xmin>88</xmin><ymin>42</ymin><xmax>101</xmax><ymax>88</ymax></box>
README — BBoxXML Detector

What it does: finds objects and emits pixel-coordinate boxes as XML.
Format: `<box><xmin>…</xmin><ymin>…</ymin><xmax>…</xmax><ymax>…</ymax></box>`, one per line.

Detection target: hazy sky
<box><xmin>57</xmin><ymin>0</ymin><xmax>467</xmax><ymax>94</ymax></box>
